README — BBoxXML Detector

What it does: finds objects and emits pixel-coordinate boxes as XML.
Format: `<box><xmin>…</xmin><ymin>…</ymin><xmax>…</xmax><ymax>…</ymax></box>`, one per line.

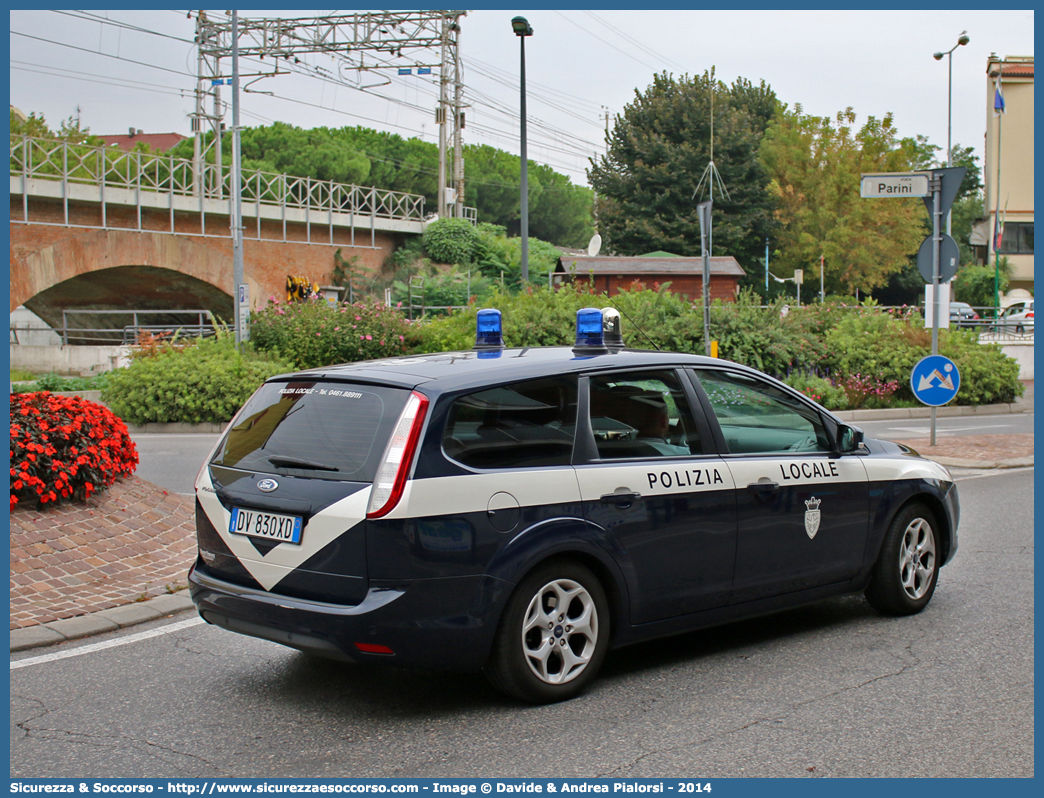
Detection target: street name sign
<box><xmin>911</xmin><ymin>355</ymin><xmax>960</xmax><ymax>407</ymax></box>
<box><xmin>860</xmin><ymin>172</ymin><xmax>931</xmax><ymax>198</ymax></box>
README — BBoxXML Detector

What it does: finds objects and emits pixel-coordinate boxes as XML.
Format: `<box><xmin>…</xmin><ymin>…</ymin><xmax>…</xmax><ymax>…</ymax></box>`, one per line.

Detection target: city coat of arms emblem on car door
<box><xmin>805</xmin><ymin>497</ymin><xmax>822</xmax><ymax>539</ymax></box>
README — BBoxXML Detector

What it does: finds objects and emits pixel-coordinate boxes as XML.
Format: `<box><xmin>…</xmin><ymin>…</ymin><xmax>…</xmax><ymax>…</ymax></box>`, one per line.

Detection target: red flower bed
<box><xmin>10</xmin><ymin>392</ymin><xmax>139</xmax><ymax>511</ymax></box>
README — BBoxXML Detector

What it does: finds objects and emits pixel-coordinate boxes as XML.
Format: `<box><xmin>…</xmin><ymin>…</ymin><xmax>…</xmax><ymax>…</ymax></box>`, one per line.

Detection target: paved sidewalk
<box><xmin>10</xmin><ymin>476</ymin><xmax>197</xmax><ymax>651</ymax></box>
<box><xmin>9</xmin><ymin>430</ymin><xmax>1034</xmax><ymax>653</ymax></box>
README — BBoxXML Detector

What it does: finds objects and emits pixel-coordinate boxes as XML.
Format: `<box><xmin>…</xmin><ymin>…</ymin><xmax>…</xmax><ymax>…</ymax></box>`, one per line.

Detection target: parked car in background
<box><xmin>948</xmin><ymin>301</ymin><xmax>980</xmax><ymax>328</ymax></box>
<box><xmin>997</xmin><ymin>300</ymin><xmax>1034</xmax><ymax>334</ymax></box>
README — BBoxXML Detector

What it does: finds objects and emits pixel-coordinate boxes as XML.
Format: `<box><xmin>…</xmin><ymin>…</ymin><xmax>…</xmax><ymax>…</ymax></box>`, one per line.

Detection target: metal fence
<box><xmin>54</xmin><ymin>309</ymin><xmax>218</xmax><ymax>346</ymax></box>
<box><xmin>10</xmin><ymin>134</ymin><xmax>428</xmax><ymax>237</ymax></box>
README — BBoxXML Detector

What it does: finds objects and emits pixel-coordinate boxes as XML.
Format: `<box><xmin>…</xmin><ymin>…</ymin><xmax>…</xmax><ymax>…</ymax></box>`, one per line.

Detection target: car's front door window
<box><xmin>695</xmin><ymin>369</ymin><xmax>829</xmax><ymax>454</ymax></box>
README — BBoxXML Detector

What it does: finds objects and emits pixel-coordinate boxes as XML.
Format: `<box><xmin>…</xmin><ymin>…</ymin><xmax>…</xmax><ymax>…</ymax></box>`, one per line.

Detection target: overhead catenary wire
<box><xmin>13</xmin><ymin>12</ymin><xmax>598</xmax><ymax>188</ymax></box>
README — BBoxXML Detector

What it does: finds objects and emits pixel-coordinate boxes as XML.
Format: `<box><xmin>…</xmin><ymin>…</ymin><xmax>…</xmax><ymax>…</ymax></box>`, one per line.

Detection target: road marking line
<box><xmin>11</xmin><ymin>617</ymin><xmax>205</xmax><ymax>670</ymax></box>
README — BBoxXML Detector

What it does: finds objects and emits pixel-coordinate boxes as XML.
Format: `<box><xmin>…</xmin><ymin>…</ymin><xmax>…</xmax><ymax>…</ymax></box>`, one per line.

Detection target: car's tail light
<box><xmin>367</xmin><ymin>391</ymin><xmax>429</xmax><ymax>518</ymax></box>
<box><xmin>1026</xmin><ymin>312</ymin><xmax>1033</xmax><ymax>319</ymax></box>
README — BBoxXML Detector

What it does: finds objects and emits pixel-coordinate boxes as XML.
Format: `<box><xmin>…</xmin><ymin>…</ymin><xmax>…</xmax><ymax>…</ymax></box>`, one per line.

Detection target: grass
<box><xmin>10</xmin><ymin>369</ymin><xmax>37</xmax><ymax>382</ymax></box>
<box><xmin>9</xmin><ymin>371</ymin><xmax>112</xmax><ymax>394</ymax></box>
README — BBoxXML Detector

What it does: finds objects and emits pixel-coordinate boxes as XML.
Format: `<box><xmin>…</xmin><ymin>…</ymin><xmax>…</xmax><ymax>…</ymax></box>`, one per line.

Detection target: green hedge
<box><xmin>250</xmin><ymin>298</ymin><xmax>413</xmax><ymax>370</ymax></box>
<box><xmin>102</xmin><ymin>335</ymin><xmax>295</xmax><ymax>424</ymax></box>
<box><xmin>824</xmin><ymin>311</ymin><xmax>1023</xmax><ymax>405</ymax></box>
<box><xmin>106</xmin><ymin>289</ymin><xmax>1022</xmax><ymax>421</ymax></box>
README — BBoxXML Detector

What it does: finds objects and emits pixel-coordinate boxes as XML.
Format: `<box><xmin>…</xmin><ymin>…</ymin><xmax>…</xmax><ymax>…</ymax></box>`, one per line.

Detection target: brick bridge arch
<box><xmin>10</xmin><ymin>224</ymin><xmax>398</xmax><ymax>328</ymax></box>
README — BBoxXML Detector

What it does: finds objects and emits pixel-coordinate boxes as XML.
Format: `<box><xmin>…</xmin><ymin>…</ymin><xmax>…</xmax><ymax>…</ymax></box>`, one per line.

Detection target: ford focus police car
<box><xmin>189</xmin><ymin>307</ymin><xmax>959</xmax><ymax>703</ymax></box>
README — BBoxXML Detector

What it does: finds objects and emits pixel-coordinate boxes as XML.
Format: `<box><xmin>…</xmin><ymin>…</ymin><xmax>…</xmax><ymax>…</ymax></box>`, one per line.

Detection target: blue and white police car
<box><xmin>189</xmin><ymin>308</ymin><xmax>959</xmax><ymax>703</ymax></box>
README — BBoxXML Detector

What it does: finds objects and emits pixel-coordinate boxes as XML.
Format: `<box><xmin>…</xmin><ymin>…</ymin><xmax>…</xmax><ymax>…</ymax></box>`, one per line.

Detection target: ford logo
<box><xmin>257</xmin><ymin>478</ymin><xmax>279</xmax><ymax>493</ymax></box>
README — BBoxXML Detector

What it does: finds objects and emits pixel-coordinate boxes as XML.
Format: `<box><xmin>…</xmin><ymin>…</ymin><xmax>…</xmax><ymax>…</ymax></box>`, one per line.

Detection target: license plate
<box><xmin>228</xmin><ymin>506</ymin><xmax>303</xmax><ymax>545</ymax></box>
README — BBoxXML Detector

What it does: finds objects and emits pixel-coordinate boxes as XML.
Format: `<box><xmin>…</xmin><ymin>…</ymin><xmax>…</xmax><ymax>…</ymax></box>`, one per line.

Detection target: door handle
<box><xmin>600</xmin><ymin>491</ymin><xmax>641</xmax><ymax>507</ymax></box>
<box><xmin>747</xmin><ymin>480</ymin><xmax>780</xmax><ymax>496</ymax></box>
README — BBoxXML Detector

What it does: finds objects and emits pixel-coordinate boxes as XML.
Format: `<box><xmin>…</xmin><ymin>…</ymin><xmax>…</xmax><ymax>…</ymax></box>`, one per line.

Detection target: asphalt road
<box><xmin>10</xmin><ymin>468</ymin><xmax>1034</xmax><ymax>778</ymax></box>
<box><xmin>131</xmin><ymin>412</ymin><xmax>1034</xmax><ymax>496</ymax></box>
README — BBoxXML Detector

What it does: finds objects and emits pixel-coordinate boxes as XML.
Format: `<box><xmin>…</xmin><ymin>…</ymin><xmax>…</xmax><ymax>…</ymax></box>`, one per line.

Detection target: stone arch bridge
<box><xmin>9</xmin><ymin>135</ymin><xmax>429</xmax><ymax>338</ymax></box>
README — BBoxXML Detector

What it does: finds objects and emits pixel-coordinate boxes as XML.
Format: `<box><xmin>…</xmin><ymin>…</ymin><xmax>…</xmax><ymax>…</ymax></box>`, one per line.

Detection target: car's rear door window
<box><xmin>213</xmin><ymin>380</ymin><xmax>410</xmax><ymax>481</ymax></box>
<box><xmin>589</xmin><ymin>370</ymin><xmax>703</xmax><ymax>459</ymax></box>
<box><xmin>442</xmin><ymin>376</ymin><xmax>577</xmax><ymax>469</ymax></box>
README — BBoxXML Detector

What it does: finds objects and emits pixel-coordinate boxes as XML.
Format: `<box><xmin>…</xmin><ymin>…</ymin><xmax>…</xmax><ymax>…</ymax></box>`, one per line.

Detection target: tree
<box><xmin>760</xmin><ymin>107</ymin><xmax>926</xmax><ymax>295</ymax></box>
<box><xmin>166</xmin><ymin>122</ymin><xmax>592</xmax><ymax>247</ymax></box>
<box><xmin>11</xmin><ymin>109</ymin><xmax>94</xmax><ymax>143</ymax></box>
<box><xmin>587</xmin><ymin>71</ymin><xmax>779</xmax><ymax>285</ymax></box>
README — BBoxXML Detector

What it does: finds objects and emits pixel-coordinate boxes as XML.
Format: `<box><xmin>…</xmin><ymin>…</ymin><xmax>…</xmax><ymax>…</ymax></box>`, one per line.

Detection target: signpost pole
<box><xmin>929</xmin><ymin>176</ymin><xmax>942</xmax><ymax>446</ymax></box>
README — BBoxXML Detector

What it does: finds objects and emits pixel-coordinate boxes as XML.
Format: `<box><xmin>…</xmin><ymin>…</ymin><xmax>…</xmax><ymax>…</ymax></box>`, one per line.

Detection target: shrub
<box><xmin>709</xmin><ymin>291</ymin><xmax>807</xmax><ymax>377</ymax></box>
<box><xmin>939</xmin><ymin>331</ymin><xmax>1024</xmax><ymax>405</ymax></box>
<box><xmin>10</xmin><ymin>392</ymin><xmax>138</xmax><ymax>510</ymax></box>
<box><xmin>953</xmin><ymin>260</ymin><xmax>1012</xmax><ymax>309</ymax></box>
<box><xmin>102</xmin><ymin>334</ymin><xmax>295</xmax><ymax>424</ymax></box>
<box><xmin>824</xmin><ymin>311</ymin><xmax>1023</xmax><ymax>405</ymax></box>
<box><xmin>783</xmin><ymin>370</ymin><xmax>848</xmax><ymax>411</ymax></box>
<box><xmin>824</xmin><ymin>312</ymin><xmax>924</xmax><ymax>400</ymax></box>
<box><xmin>391</xmin><ymin>264</ymin><xmax>495</xmax><ymax>312</ymax></box>
<box><xmin>840</xmin><ymin>372</ymin><xmax>901</xmax><ymax>409</ymax></box>
<box><xmin>11</xmin><ymin>371</ymin><xmax>111</xmax><ymax>395</ymax></box>
<box><xmin>413</xmin><ymin>282</ymin><xmax>701</xmax><ymax>354</ymax></box>
<box><xmin>422</xmin><ymin>217</ymin><xmax>481</xmax><ymax>264</ymax></box>
<box><xmin>250</xmin><ymin>298</ymin><xmax>412</xmax><ymax>369</ymax></box>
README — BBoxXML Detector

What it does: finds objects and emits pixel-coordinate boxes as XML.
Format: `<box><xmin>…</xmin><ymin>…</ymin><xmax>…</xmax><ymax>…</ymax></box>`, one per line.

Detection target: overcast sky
<box><xmin>9</xmin><ymin>8</ymin><xmax>1035</xmax><ymax>187</ymax></box>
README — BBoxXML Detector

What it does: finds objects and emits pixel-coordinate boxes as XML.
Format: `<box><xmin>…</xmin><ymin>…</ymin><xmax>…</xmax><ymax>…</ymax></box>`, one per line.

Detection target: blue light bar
<box><xmin>574</xmin><ymin>307</ymin><xmax>606</xmax><ymax>352</ymax></box>
<box><xmin>474</xmin><ymin>308</ymin><xmax>504</xmax><ymax>350</ymax></box>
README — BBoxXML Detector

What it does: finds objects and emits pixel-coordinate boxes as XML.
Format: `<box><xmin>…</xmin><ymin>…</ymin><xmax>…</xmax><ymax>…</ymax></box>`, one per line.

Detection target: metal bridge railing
<box><xmin>10</xmin><ymin>134</ymin><xmax>427</xmax><ymax>223</ymax></box>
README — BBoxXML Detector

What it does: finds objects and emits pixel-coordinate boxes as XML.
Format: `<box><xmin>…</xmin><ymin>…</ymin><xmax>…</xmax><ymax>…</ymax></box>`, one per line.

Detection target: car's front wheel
<box><xmin>865</xmin><ymin>503</ymin><xmax>939</xmax><ymax>615</ymax></box>
<box><xmin>485</xmin><ymin>560</ymin><xmax>610</xmax><ymax>703</ymax></box>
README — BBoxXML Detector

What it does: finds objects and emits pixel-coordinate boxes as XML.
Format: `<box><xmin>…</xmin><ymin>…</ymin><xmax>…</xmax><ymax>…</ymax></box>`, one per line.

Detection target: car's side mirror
<box><xmin>835</xmin><ymin>423</ymin><xmax>864</xmax><ymax>453</ymax></box>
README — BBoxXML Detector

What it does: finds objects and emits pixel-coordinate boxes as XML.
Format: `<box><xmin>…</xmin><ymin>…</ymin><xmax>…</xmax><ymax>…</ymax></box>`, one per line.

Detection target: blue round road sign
<box><xmin>911</xmin><ymin>355</ymin><xmax>961</xmax><ymax>407</ymax></box>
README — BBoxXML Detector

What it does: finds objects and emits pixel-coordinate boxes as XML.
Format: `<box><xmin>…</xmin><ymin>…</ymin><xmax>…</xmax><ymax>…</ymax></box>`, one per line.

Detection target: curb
<box><xmin>930</xmin><ymin>455</ymin><xmax>1034</xmax><ymax>470</ymax></box>
<box><xmin>834</xmin><ymin>400</ymin><xmax>1031</xmax><ymax>422</ymax></box>
<box><xmin>126</xmin><ymin>422</ymin><xmax>227</xmax><ymax>435</ymax></box>
<box><xmin>10</xmin><ymin>593</ymin><xmax>197</xmax><ymax>652</ymax></box>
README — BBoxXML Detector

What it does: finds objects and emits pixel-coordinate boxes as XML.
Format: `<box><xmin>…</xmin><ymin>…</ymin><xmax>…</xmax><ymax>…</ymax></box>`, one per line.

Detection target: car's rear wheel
<box><xmin>865</xmin><ymin>503</ymin><xmax>939</xmax><ymax>615</ymax></box>
<box><xmin>485</xmin><ymin>560</ymin><xmax>609</xmax><ymax>703</ymax></box>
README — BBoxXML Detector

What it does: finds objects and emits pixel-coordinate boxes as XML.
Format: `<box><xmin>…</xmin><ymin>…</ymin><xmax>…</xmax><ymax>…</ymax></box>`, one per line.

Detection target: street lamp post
<box><xmin>934</xmin><ymin>31</ymin><xmax>969</xmax><ymax>237</ymax></box>
<box><xmin>512</xmin><ymin>16</ymin><xmax>533</xmax><ymax>284</ymax></box>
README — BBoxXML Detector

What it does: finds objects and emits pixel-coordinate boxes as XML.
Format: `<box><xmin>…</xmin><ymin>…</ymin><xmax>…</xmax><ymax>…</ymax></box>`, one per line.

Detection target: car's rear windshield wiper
<box><xmin>267</xmin><ymin>455</ymin><xmax>339</xmax><ymax>472</ymax></box>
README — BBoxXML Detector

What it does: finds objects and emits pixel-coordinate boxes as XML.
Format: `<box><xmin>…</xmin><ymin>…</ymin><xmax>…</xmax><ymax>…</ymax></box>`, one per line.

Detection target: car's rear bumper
<box><xmin>189</xmin><ymin>560</ymin><xmax>511</xmax><ymax>671</ymax></box>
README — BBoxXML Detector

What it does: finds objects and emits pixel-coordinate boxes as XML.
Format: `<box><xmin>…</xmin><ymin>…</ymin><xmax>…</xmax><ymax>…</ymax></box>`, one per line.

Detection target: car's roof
<box><xmin>271</xmin><ymin>347</ymin><xmax>737</xmax><ymax>394</ymax></box>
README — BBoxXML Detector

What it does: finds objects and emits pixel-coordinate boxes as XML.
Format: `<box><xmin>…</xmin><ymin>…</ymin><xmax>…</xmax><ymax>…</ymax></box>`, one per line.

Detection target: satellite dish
<box><xmin>587</xmin><ymin>233</ymin><xmax>602</xmax><ymax>258</ymax></box>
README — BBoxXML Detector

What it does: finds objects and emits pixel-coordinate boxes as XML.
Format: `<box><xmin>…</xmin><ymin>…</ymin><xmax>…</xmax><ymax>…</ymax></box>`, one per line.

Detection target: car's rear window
<box><xmin>212</xmin><ymin>380</ymin><xmax>410</xmax><ymax>481</ymax></box>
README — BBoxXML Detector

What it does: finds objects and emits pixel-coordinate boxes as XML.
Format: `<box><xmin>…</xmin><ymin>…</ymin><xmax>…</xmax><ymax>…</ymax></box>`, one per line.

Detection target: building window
<box><xmin>998</xmin><ymin>222</ymin><xmax>1034</xmax><ymax>254</ymax></box>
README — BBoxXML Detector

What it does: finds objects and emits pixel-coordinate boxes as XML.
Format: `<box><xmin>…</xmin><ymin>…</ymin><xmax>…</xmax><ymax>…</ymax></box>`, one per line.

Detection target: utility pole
<box><xmin>194</xmin><ymin>11</ymin><xmax>467</xmax><ymax>216</ymax></box>
<box><xmin>437</xmin><ymin>18</ymin><xmax>449</xmax><ymax>219</ymax></box>
<box><xmin>452</xmin><ymin>19</ymin><xmax>464</xmax><ymax>219</ymax></box>
<box><xmin>231</xmin><ymin>11</ymin><xmax>245</xmax><ymax>346</ymax></box>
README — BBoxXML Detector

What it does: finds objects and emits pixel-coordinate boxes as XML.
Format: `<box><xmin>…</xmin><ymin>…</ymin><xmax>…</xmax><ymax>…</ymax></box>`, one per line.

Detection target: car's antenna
<box><xmin>601</xmin><ymin>291</ymin><xmax>660</xmax><ymax>351</ymax></box>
